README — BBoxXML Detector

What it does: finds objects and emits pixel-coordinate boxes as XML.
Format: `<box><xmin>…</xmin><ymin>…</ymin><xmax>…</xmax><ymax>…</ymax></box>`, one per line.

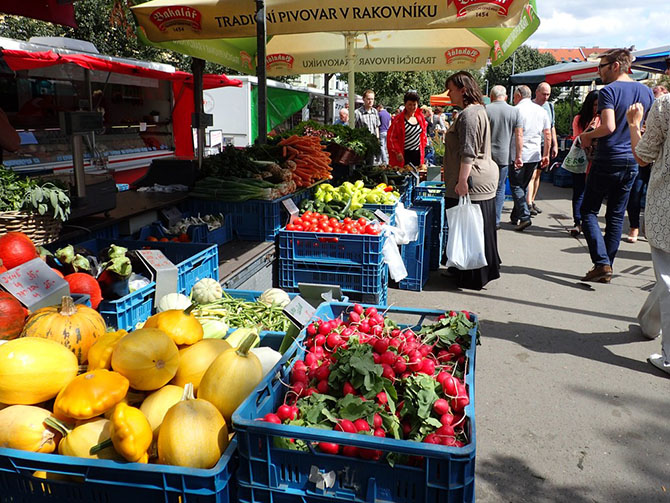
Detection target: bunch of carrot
<box><xmin>279</xmin><ymin>135</ymin><xmax>332</xmax><ymax>188</ymax></box>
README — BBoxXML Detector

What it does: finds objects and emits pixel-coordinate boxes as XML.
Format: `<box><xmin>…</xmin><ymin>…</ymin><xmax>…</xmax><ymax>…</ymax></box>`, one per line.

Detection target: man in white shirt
<box><xmin>509</xmin><ymin>85</ymin><xmax>551</xmax><ymax>231</ymax></box>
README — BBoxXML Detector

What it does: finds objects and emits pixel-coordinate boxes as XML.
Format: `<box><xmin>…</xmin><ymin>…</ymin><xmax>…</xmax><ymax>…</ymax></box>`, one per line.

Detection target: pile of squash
<box><xmin>0</xmin><ymin>295</ymin><xmax>267</xmax><ymax>470</ymax></box>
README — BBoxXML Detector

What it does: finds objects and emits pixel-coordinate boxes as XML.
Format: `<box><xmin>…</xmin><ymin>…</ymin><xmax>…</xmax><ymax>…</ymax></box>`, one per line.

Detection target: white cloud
<box><xmin>527</xmin><ymin>0</ymin><xmax>670</xmax><ymax>50</ymax></box>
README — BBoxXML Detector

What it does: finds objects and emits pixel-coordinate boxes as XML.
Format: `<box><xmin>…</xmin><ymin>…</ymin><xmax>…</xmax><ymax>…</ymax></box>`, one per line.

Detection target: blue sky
<box><xmin>528</xmin><ymin>0</ymin><xmax>669</xmax><ymax>51</ymax></box>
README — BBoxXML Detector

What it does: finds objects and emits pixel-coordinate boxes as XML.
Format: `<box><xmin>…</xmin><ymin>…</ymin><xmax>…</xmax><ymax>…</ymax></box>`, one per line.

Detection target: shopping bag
<box><xmin>562</xmin><ymin>137</ymin><xmax>588</xmax><ymax>174</ymax></box>
<box><xmin>445</xmin><ymin>195</ymin><xmax>487</xmax><ymax>270</ymax></box>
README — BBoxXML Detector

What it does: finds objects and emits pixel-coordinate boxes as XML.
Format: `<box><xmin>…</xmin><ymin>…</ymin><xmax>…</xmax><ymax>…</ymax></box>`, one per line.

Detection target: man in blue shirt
<box><xmin>579</xmin><ymin>48</ymin><xmax>654</xmax><ymax>283</ymax></box>
<box><xmin>376</xmin><ymin>104</ymin><xmax>391</xmax><ymax>164</ymax></box>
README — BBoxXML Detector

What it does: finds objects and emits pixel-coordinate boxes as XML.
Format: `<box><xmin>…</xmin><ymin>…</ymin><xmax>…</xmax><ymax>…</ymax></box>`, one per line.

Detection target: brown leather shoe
<box><xmin>581</xmin><ymin>264</ymin><xmax>613</xmax><ymax>283</ymax></box>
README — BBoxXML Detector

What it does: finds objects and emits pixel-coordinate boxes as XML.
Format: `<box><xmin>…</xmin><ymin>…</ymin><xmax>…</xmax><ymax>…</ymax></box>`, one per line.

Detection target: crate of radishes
<box><xmin>233</xmin><ymin>302</ymin><xmax>478</xmax><ymax>503</ymax></box>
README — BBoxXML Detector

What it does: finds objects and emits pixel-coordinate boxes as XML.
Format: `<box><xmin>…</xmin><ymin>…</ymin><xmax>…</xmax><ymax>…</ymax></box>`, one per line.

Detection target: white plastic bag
<box><xmin>382</xmin><ymin>229</ymin><xmax>408</xmax><ymax>282</ymax></box>
<box><xmin>562</xmin><ymin>137</ymin><xmax>587</xmax><ymax>174</ymax></box>
<box><xmin>393</xmin><ymin>202</ymin><xmax>419</xmax><ymax>244</ymax></box>
<box><xmin>445</xmin><ymin>195</ymin><xmax>487</xmax><ymax>270</ymax></box>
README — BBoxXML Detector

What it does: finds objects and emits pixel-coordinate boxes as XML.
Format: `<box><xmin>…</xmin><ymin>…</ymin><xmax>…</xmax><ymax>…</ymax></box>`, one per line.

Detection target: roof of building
<box><xmin>538</xmin><ymin>47</ymin><xmax>613</xmax><ymax>62</ymax></box>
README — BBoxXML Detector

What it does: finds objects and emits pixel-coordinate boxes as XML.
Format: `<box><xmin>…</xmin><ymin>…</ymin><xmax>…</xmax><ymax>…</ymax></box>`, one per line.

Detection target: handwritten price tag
<box><xmin>137</xmin><ymin>250</ymin><xmax>176</xmax><ymax>271</ymax></box>
<box><xmin>136</xmin><ymin>249</ymin><xmax>178</xmax><ymax>306</ymax></box>
<box><xmin>283</xmin><ymin>296</ymin><xmax>316</xmax><ymax>329</ymax></box>
<box><xmin>0</xmin><ymin>258</ymin><xmax>69</xmax><ymax>310</ymax></box>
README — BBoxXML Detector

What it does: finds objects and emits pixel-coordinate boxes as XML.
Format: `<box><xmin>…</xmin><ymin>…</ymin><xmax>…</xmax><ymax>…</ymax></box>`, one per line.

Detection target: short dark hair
<box><xmin>363</xmin><ymin>89</ymin><xmax>375</xmax><ymax>99</ymax></box>
<box><xmin>404</xmin><ymin>91</ymin><xmax>420</xmax><ymax>105</ymax></box>
<box><xmin>599</xmin><ymin>48</ymin><xmax>633</xmax><ymax>73</ymax></box>
<box><xmin>445</xmin><ymin>71</ymin><xmax>484</xmax><ymax>107</ymax></box>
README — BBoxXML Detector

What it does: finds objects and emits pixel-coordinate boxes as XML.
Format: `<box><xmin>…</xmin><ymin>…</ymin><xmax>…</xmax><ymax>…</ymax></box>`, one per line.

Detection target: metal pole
<box><xmin>256</xmin><ymin>0</ymin><xmax>268</xmax><ymax>143</ymax></box>
<box><xmin>324</xmin><ymin>73</ymin><xmax>332</xmax><ymax>124</ymax></box>
<box><xmin>191</xmin><ymin>58</ymin><xmax>205</xmax><ymax>169</ymax></box>
<box><xmin>509</xmin><ymin>52</ymin><xmax>516</xmax><ymax>104</ymax></box>
<box><xmin>346</xmin><ymin>34</ymin><xmax>356</xmax><ymax>128</ymax></box>
<box><xmin>72</xmin><ymin>135</ymin><xmax>86</xmax><ymax>200</ymax></box>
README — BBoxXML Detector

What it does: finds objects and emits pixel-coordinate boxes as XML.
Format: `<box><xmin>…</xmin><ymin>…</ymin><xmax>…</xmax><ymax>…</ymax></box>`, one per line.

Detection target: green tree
<box><xmin>0</xmin><ymin>0</ymin><xmax>232</xmax><ymax>74</ymax></box>
<box><xmin>351</xmin><ymin>70</ymin><xmax>455</xmax><ymax>110</ymax></box>
<box><xmin>484</xmin><ymin>45</ymin><xmax>556</xmax><ymax>93</ymax></box>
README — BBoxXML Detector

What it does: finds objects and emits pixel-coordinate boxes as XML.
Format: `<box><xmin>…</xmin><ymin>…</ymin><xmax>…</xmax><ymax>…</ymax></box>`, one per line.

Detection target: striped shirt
<box><xmin>404</xmin><ymin>119</ymin><xmax>421</xmax><ymax>150</ymax></box>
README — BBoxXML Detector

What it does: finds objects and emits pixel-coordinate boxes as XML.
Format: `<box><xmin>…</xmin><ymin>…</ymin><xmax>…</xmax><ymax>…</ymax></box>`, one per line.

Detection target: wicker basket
<box><xmin>0</xmin><ymin>211</ymin><xmax>62</xmax><ymax>245</ymax></box>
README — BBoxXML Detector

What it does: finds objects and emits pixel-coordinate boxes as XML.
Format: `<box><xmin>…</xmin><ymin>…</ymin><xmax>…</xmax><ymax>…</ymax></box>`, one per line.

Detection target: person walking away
<box><xmin>355</xmin><ymin>89</ymin><xmax>381</xmax><ymax>163</ymax></box>
<box><xmin>486</xmin><ymin>85</ymin><xmax>523</xmax><ymax>229</ymax></box>
<box><xmin>627</xmin><ymin>65</ymin><xmax>670</xmax><ymax>374</ymax></box>
<box><xmin>625</xmin><ymin>160</ymin><xmax>651</xmax><ymax>243</ymax></box>
<box><xmin>422</xmin><ymin>105</ymin><xmax>436</xmax><ymax>165</ymax></box>
<box><xmin>442</xmin><ymin>72</ymin><xmax>500</xmax><ymax>289</ymax></box>
<box><xmin>579</xmin><ymin>48</ymin><xmax>654</xmax><ymax>283</ymax></box>
<box><xmin>527</xmin><ymin>82</ymin><xmax>558</xmax><ymax>215</ymax></box>
<box><xmin>334</xmin><ymin>108</ymin><xmax>349</xmax><ymax>125</ymax></box>
<box><xmin>433</xmin><ymin>107</ymin><xmax>447</xmax><ymax>143</ymax></box>
<box><xmin>510</xmin><ymin>85</ymin><xmax>551</xmax><ymax>231</ymax></box>
<box><xmin>569</xmin><ymin>90</ymin><xmax>600</xmax><ymax>237</ymax></box>
<box><xmin>387</xmin><ymin>91</ymin><xmax>428</xmax><ymax>168</ymax></box>
<box><xmin>376</xmin><ymin>104</ymin><xmax>392</xmax><ymax>165</ymax></box>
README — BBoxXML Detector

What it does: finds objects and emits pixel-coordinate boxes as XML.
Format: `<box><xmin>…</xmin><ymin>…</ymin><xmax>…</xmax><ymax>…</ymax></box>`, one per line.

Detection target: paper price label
<box><xmin>137</xmin><ymin>249</ymin><xmax>175</xmax><ymax>271</ymax></box>
<box><xmin>0</xmin><ymin>258</ymin><xmax>69</xmax><ymax>310</ymax></box>
<box><xmin>374</xmin><ymin>209</ymin><xmax>391</xmax><ymax>224</ymax></box>
<box><xmin>282</xmin><ymin>198</ymin><xmax>300</xmax><ymax>224</ymax></box>
<box><xmin>283</xmin><ymin>295</ymin><xmax>316</xmax><ymax>329</ymax></box>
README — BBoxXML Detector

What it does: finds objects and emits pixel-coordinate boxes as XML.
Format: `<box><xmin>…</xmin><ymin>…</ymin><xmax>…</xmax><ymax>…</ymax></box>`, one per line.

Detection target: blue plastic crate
<box><xmin>399</xmin><ymin>207</ymin><xmax>431</xmax><ymax>291</ymax></box>
<box><xmin>413</xmin><ymin>181</ymin><xmax>445</xmax><ymax>199</ymax></box>
<box><xmin>552</xmin><ymin>166</ymin><xmax>573</xmax><ymax>188</ymax></box>
<box><xmin>136</xmin><ymin>213</ymin><xmax>233</xmax><ymax>246</ymax></box>
<box><xmin>233</xmin><ymin>302</ymin><xmax>477</xmax><ymax>503</ymax></box>
<box><xmin>279</xmin><ymin>259</ymin><xmax>387</xmax><ymax>298</ymax></box>
<box><xmin>62</xmin><ymin>239</ymin><xmax>218</xmax><ymax>330</ymax></box>
<box><xmin>278</xmin><ymin>230</ymin><xmax>386</xmax><ymax>266</ymax></box>
<box><xmin>186</xmin><ymin>187</ymin><xmax>315</xmax><ymax>241</ymax></box>
<box><xmin>0</xmin><ymin>437</ymin><xmax>238</xmax><ymax>503</ymax></box>
<box><xmin>413</xmin><ymin>196</ymin><xmax>445</xmax><ymax>270</ymax></box>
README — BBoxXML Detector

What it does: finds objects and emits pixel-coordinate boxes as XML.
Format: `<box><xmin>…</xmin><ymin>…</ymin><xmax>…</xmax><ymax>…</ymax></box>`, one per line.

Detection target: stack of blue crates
<box><xmin>413</xmin><ymin>195</ymin><xmax>445</xmax><ymax>270</ymax></box>
<box><xmin>399</xmin><ymin>206</ymin><xmax>431</xmax><ymax>291</ymax></box>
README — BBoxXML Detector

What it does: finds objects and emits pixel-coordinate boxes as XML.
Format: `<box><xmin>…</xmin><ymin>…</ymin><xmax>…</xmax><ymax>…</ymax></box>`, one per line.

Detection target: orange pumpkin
<box><xmin>21</xmin><ymin>296</ymin><xmax>107</xmax><ymax>364</ymax></box>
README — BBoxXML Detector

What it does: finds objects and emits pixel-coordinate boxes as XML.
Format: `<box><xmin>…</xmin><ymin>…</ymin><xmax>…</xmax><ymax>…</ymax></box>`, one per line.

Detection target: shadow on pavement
<box><xmin>479</xmin><ymin>319</ymin><xmax>652</xmax><ymax>375</ymax></box>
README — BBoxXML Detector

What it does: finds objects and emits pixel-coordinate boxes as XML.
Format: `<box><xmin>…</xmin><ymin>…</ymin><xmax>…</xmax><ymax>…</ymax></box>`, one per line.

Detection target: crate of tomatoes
<box><xmin>280</xmin><ymin>210</ymin><xmax>386</xmax><ymax>267</ymax></box>
<box><xmin>233</xmin><ymin>302</ymin><xmax>477</xmax><ymax>503</ymax></box>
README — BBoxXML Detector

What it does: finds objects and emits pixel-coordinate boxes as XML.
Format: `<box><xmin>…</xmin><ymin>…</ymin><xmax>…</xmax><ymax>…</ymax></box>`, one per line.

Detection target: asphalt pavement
<box><xmin>388</xmin><ymin>181</ymin><xmax>670</xmax><ymax>503</ymax></box>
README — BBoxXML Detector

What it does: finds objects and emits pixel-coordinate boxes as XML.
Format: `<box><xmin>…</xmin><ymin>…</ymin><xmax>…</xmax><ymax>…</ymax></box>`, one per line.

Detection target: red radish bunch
<box><xmin>260</xmin><ymin>306</ymin><xmax>476</xmax><ymax>461</ymax></box>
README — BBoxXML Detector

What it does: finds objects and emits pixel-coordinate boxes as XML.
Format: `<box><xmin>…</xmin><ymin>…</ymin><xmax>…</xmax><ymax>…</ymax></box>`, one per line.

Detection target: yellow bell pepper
<box><xmin>107</xmin><ymin>403</ymin><xmax>152</xmax><ymax>463</ymax></box>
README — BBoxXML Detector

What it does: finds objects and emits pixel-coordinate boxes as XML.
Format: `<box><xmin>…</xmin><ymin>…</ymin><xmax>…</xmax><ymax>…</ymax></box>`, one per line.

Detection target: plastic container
<box><xmin>278</xmin><ymin>230</ymin><xmax>386</xmax><ymax>267</ymax></box>
<box><xmin>62</xmin><ymin>239</ymin><xmax>218</xmax><ymax>330</ymax></box>
<box><xmin>0</xmin><ymin>437</ymin><xmax>238</xmax><ymax>503</ymax></box>
<box><xmin>412</xmin><ymin>196</ymin><xmax>445</xmax><ymax>270</ymax></box>
<box><xmin>185</xmin><ymin>187</ymin><xmax>316</xmax><ymax>241</ymax></box>
<box><xmin>233</xmin><ymin>302</ymin><xmax>477</xmax><ymax>503</ymax></box>
<box><xmin>552</xmin><ymin>166</ymin><xmax>573</xmax><ymax>188</ymax></box>
<box><xmin>399</xmin><ymin>207</ymin><xmax>431</xmax><ymax>291</ymax></box>
<box><xmin>413</xmin><ymin>181</ymin><xmax>445</xmax><ymax>199</ymax></box>
<box><xmin>136</xmin><ymin>213</ymin><xmax>233</xmax><ymax>246</ymax></box>
<box><xmin>279</xmin><ymin>259</ymin><xmax>388</xmax><ymax>299</ymax></box>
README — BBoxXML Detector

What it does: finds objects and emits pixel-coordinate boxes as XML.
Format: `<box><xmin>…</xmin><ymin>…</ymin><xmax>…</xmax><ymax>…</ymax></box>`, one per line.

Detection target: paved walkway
<box><xmin>389</xmin><ymin>182</ymin><xmax>669</xmax><ymax>503</ymax></box>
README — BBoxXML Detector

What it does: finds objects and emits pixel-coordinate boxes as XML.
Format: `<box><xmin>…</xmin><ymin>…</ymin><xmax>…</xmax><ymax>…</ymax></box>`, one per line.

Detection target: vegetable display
<box><xmin>278</xmin><ymin>135</ymin><xmax>333</xmax><ymax>187</ymax></box>
<box><xmin>0</xmin><ymin>166</ymin><xmax>71</xmax><ymax>221</ymax></box>
<box><xmin>194</xmin><ymin>288</ymin><xmax>293</xmax><ymax>334</ymax></box>
<box><xmin>287</xmin><ymin>121</ymin><xmax>381</xmax><ymax>159</ymax></box>
<box><xmin>260</xmin><ymin>307</ymin><xmax>475</xmax><ymax>463</ymax></box>
<box><xmin>0</xmin><ymin>231</ymin><xmax>39</xmax><ymax>270</ymax></box>
<box><xmin>0</xmin><ymin>291</ymin><xmax>28</xmax><ymax>340</ymax></box>
<box><xmin>315</xmin><ymin>181</ymin><xmax>399</xmax><ymax>206</ymax></box>
<box><xmin>285</xmin><ymin>211</ymin><xmax>383</xmax><ymax>235</ymax></box>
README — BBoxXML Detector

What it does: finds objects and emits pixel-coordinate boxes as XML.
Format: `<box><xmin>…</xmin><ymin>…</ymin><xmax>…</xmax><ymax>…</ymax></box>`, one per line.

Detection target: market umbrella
<box><xmin>430</xmin><ymin>91</ymin><xmax>452</xmax><ymax>107</ymax></box>
<box><xmin>630</xmin><ymin>45</ymin><xmax>670</xmax><ymax>74</ymax></box>
<box><xmin>132</xmin><ymin>0</ymin><xmax>540</xmax><ymax>139</ymax></box>
<box><xmin>509</xmin><ymin>60</ymin><xmax>649</xmax><ymax>86</ymax></box>
<box><xmin>0</xmin><ymin>0</ymin><xmax>79</xmax><ymax>28</ymax></box>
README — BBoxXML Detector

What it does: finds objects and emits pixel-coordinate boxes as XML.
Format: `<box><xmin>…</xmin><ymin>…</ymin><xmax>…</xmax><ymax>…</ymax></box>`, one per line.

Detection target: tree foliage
<box><xmin>484</xmin><ymin>45</ymin><xmax>556</xmax><ymax>94</ymax></box>
<box><xmin>0</xmin><ymin>0</ymin><xmax>232</xmax><ymax>74</ymax></box>
<box><xmin>351</xmin><ymin>70</ymin><xmax>455</xmax><ymax>110</ymax></box>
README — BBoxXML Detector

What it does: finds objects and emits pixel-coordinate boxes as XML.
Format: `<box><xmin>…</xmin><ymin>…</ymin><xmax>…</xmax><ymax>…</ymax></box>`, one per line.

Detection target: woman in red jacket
<box><xmin>387</xmin><ymin>91</ymin><xmax>428</xmax><ymax>168</ymax></box>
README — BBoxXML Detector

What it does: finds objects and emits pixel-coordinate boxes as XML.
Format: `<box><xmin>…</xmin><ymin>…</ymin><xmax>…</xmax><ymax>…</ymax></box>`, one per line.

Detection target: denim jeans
<box><xmin>581</xmin><ymin>158</ymin><xmax>638</xmax><ymax>266</ymax></box>
<box><xmin>494</xmin><ymin>165</ymin><xmax>509</xmax><ymax>226</ymax></box>
<box><xmin>572</xmin><ymin>172</ymin><xmax>587</xmax><ymax>227</ymax></box>
<box><xmin>509</xmin><ymin>162</ymin><xmax>538</xmax><ymax>223</ymax></box>
<box><xmin>627</xmin><ymin>164</ymin><xmax>650</xmax><ymax>229</ymax></box>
